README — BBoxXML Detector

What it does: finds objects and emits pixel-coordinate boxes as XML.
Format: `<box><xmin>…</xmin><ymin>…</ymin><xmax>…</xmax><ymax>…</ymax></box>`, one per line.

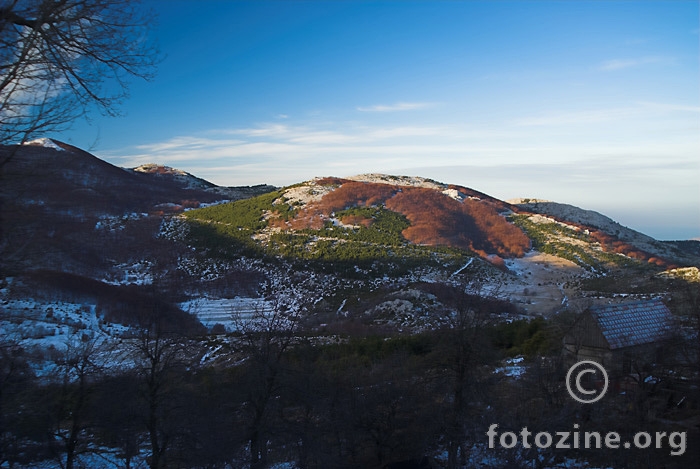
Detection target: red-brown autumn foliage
<box><xmin>339</xmin><ymin>214</ymin><xmax>374</xmax><ymax>228</ymax></box>
<box><xmin>319</xmin><ymin>181</ymin><xmax>398</xmax><ymax>211</ymax></box>
<box><xmin>386</xmin><ymin>187</ymin><xmax>477</xmax><ymax>248</ymax></box>
<box><xmin>287</xmin><ymin>178</ymin><xmax>676</xmax><ymax>266</ymax></box>
<box><xmin>180</xmin><ymin>199</ymin><xmax>200</xmax><ymax>209</ymax></box>
<box><xmin>487</xmin><ymin>254</ymin><xmax>507</xmax><ymax>271</ymax></box>
<box><xmin>282</xmin><ymin>179</ymin><xmax>530</xmax><ymax>258</ymax></box>
<box><xmin>315</xmin><ymin>177</ymin><xmax>350</xmax><ymax>186</ymax></box>
<box><xmin>446</xmin><ymin>184</ymin><xmax>524</xmax><ymax>214</ymax></box>
<box><xmin>386</xmin><ymin>188</ymin><xmax>529</xmax><ymax>258</ymax></box>
<box><xmin>290</xmin><ymin>181</ymin><xmax>398</xmax><ymax>230</ymax></box>
<box><xmin>582</xmin><ymin>225</ymin><xmax>673</xmax><ymax>267</ymax></box>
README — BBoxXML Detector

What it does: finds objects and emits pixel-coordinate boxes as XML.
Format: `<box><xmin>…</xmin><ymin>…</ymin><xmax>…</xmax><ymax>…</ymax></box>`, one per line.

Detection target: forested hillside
<box><xmin>184</xmin><ymin>176</ymin><xmax>531</xmax><ymax>277</ymax></box>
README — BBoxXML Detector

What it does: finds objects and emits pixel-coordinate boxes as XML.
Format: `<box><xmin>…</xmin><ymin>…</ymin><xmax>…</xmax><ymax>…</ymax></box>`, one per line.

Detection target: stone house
<box><xmin>562</xmin><ymin>299</ymin><xmax>675</xmax><ymax>376</ymax></box>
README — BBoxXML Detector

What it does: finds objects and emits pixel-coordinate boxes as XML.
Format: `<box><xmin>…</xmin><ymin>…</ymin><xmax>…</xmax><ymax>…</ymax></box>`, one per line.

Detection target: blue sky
<box><xmin>56</xmin><ymin>1</ymin><xmax>699</xmax><ymax>240</ymax></box>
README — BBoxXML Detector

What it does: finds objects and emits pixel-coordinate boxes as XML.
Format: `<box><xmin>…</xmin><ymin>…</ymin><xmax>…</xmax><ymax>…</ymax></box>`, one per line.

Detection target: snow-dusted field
<box><xmin>180</xmin><ymin>296</ymin><xmax>275</xmax><ymax>331</ymax></box>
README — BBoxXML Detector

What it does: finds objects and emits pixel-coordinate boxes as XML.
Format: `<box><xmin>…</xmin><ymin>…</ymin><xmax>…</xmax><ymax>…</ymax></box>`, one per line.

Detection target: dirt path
<box><xmin>503</xmin><ymin>251</ymin><xmax>585</xmax><ymax>316</ymax></box>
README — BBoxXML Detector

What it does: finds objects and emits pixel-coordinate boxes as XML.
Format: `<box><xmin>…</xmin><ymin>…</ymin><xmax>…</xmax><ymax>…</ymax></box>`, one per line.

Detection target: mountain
<box><xmin>2</xmin><ymin>139</ymin><xmax>699</xmax><ymax>328</ymax></box>
<box><xmin>2</xmin><ymin>138</ymin><xmax>275</xmax><ymax>214</ymax></box>
<box><xmin>184</xmin><ymin>173</ymin><xmax>698</xmax><ymax>270</ymax></box>
<box><xmin>179</xmin><ymin>172</ymin><xmax>699</xmax><ymax>319</ymax></box>
<box><xmin>510</xmin><ymin>198</ymin><xmax>700</xmax><ymax>267</ymax></box>
<box><xmin>0</xmin><ymin>139</ymin><xmax>275</xmax><ymax>274</ymax></box>
<box><xmin>132</xmin><ymin>162</ymin><xmax>217</xmax><ymax>191</ymax></box>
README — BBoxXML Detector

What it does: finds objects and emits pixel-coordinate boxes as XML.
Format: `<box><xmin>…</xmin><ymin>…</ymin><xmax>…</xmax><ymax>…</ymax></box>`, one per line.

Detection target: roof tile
<box><xmin>589</xmin><ymin>299</ymin><xmax>673</xmax><ymax>350</ymax></box>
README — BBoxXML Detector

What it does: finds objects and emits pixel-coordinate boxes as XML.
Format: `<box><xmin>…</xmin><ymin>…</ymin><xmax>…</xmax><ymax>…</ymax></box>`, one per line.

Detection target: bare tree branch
<box><xmin>0</xmin><ymin>0</ymin><xmax>159</xmax><ymax>146</ymax></box>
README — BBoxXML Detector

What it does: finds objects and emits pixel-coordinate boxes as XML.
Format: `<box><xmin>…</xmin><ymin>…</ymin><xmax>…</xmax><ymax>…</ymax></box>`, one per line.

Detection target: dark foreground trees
<box><xmin>0</xmin><ymin>297</ymin><xmax>697</xmax><ymax>468</ymax></box>
<box><xmin>0</xmin><ymin>0</ymin><xmax>158</xmax><ymax>145</ymax></box>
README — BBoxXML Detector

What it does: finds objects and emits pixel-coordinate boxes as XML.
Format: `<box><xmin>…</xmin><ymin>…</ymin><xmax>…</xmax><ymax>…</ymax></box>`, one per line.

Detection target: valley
<box><xmin>1</xmin><ymin>140</ymin><xmax>698</xmax><ymax>468</ymax></box>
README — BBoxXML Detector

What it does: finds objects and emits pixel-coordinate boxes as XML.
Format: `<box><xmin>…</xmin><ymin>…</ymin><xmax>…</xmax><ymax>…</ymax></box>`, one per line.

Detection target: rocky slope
<box><xmin>511</xmin><ymin>199</ymin><xmax>698</xmax><ymax>267</ymax></box>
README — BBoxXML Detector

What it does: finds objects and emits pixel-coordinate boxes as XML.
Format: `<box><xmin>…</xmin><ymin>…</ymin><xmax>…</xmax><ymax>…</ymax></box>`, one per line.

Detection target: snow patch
<box><xmin>451</xmin><ymin>258</ymin><xmax>474</xmax><ymax>277</ymax></box>
<box><xmin>103</xmin><ymin>260</ymin><xmax>154</xmax><ymax>286</ymax></box>
<box><xmin>180</xmin><ymin>297</ymin><xmax>274</xmax><ymax>331</ymax></box>
<box><xmin>23</xmin><ymin>138</ymin><xmax>65</xmax><ymax>151</ymax></box>
<box><xmin>95</xmin><ymin>212</ymin><xmax>147</xmax><ymax>231</ymax></box>
<box><xmin>442</xmin><ymin>188</ymin><xmax>465</xmax><ymax>202</ymax></box>
<box><xmin>494</xmin><ymin>356</ymin><xmax>526</xmax><ymax>378</ymax></box>
<box><xmin>133</xmin><ymin>163</ymin><xmax>189</xmax><ymax>176</ymax></box>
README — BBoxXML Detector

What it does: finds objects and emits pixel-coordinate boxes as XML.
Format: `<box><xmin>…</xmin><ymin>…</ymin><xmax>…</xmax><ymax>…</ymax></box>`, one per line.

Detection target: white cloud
<box><xmin>104</xmin><ymin>100</ymin><xmax>698</xmax><ymax>200</ymax></box>
<box><xmin>515</xmin><ymin>108</ymin><xmax>633</xmax><ymax>126</ymax></box>
<box><xmin>365</xmin><ymin>126</ymin><xmax>452</xmax><ymax>139</ymax></box>
<box><xmin>224</xmin><ymin>124</ymin><xmax>363</xmax><ymax>145</ymax></box>
<box><xmin>515</xmin><ymin>101</ymin><xmax>700</xmax><ymax>127</ymax></box>
<box><xmin>226</xmin><ymin>124</ymin><xmax>291</xmax><ymax>138</ymax></box>
<box><xmin>637</xmin><ymin>101</ymin><xmax>700</xmax><ymax>113</ymax></box>
<box><xmin>599</xmin><ymin>56</ymin><xmax>674</xmax><ymax>71</ymax></box>
<box><xmin>100</xmin><ymin>111</ymin><xmax>698</xmax><ymax>241</ymax></box>
<box><xmin>134</xmin><ymin>136</ymin><xmax>246</xmax><ymax>152</ymax></box>
<box><xmin>220</xmin><ymin>123</ymin><xmax>457</xmax><ymax>145</ymax></box>
<box><xmin>356</xmin><ymin>102</ymin><xmax>437</xmax><ymax>112</ymax></box>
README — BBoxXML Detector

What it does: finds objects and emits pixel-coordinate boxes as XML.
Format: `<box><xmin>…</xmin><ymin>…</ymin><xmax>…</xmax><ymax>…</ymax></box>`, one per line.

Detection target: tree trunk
<box><xmin>148</xmin><ymin>406</ymin><xmax>161</xmax><ymax>468</ymax></box>
<box><xmin>250</xmin><ymin>428</ymin><xmax>268</xmax><ymax>469</ymax></box>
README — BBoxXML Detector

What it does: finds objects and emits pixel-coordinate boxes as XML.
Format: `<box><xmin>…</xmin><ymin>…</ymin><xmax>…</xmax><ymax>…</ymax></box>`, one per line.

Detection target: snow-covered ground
<box><xmin>451</xmin><ymin>258</ymin><xmax>474</xmax><ymax>277</ymax></box>
<box><xmin>102</xmin><ymin>260</ymin><xmax>155</xmax><ymax>286</ymax></box>
<box><xmin>0</xmin><ymin>297</ymin><xmax>131</xmax><ymax>376</ymax></box>
<box><xmin>494</xmin><ymin>355</ymin><xmax>526</xmax><ymax>378</ymax></box>
<box><xmin>95</xmin><ymin>212</ymin><xmax>148</xmax><ymax>231</ymax></box>
<box><xmin>1</xmin><ymin>299</ymin><xmax>129</xmax><ymax>343</ymax></box>
<box><xmin>180</xmin><ymin>296</ymin><xmax>275</xmax><ymax>331</ymax></box>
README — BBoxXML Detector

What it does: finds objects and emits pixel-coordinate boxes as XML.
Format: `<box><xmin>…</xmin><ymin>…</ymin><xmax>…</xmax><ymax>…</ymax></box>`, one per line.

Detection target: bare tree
<box><xmin>233</xmin><ymin>295</ymin><xmax>302</xmax><ymax>469</ymax></box>
<box><xmin>429</xmin><ymin>283</ymin><xmax>500</xmax><ymax>469</ymax></box>
<box><xmin>0</xmin><ymin>0</ymin><xmax>158</xmax><ymax>146</ymax></box>
<box><xmin>51</xmin><ymin>333</ymin><xmax>114</xmax><ymax>469</ymax></box>
<box><xmin>131</xmin><ymin>318</ymin><xmax>187</xmax><ymax>469</ymax></box>
<box><xmin>0</xmin><ymin>336</ymin><xmax>36</xmax><ymax>466</ymax></box>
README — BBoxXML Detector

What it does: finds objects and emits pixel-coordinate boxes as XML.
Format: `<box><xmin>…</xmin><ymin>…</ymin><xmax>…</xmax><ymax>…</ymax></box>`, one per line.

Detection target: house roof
<box><xmin>589</xmin><ymin>299</ymin><xmax>674</xmax><ymax>350</ymax></box>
